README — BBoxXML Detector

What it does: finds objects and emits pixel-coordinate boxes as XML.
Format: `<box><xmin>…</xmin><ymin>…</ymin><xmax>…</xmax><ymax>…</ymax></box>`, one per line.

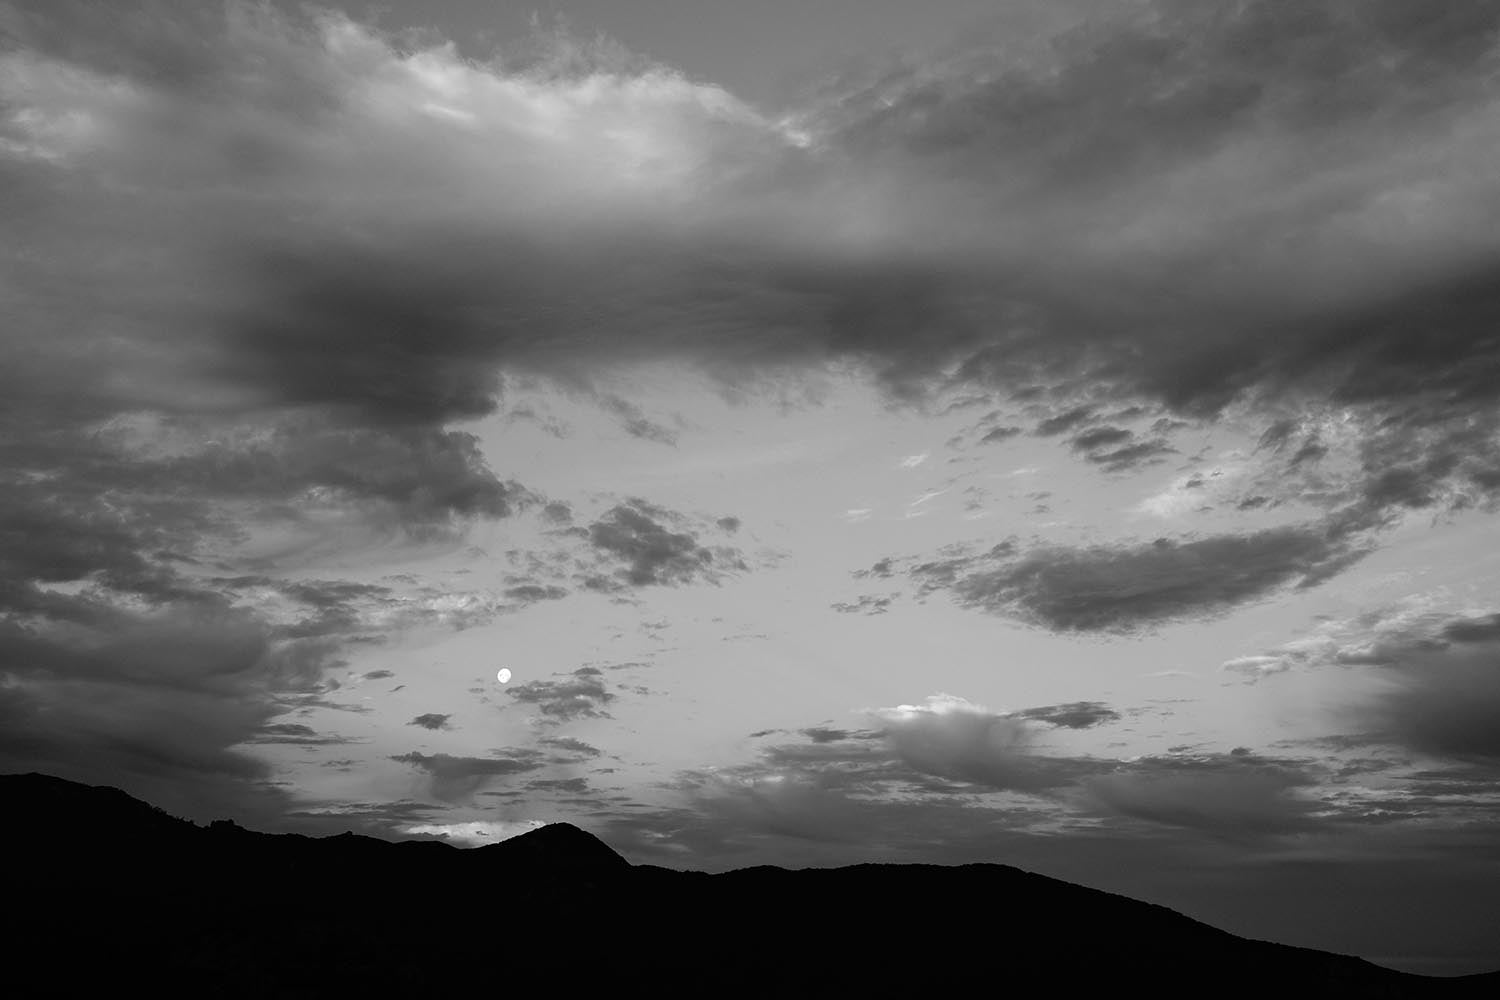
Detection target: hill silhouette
<box><xmin>2</xmin><ymin>772</ymin><xmax>1494</xmax><ymax>997</ymax></box>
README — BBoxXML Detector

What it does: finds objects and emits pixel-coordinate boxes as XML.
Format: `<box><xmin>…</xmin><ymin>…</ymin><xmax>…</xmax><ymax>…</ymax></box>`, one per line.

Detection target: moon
<box><xmin>496</xmin><ymin>668</ymin><xmax>511</xmax><ymax>684</ymax></box>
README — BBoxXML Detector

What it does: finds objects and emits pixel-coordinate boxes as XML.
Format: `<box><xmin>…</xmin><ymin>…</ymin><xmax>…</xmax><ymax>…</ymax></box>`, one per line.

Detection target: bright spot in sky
<box><xmin>401</xmin><ymin>819</ymin><xmax>544</xmax><ymax>846</ymax></box>
<box><xmin>496</xmin><ymin>668</ymin><xmax>512</xmax><ymax>684</ymax></box>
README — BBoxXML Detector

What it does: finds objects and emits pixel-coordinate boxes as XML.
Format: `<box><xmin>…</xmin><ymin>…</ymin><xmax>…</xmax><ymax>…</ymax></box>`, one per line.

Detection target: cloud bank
<box><xmin>6</xmin><ymin>0</ymin><xmax>1500</xmax><ymax>835</ymax></box>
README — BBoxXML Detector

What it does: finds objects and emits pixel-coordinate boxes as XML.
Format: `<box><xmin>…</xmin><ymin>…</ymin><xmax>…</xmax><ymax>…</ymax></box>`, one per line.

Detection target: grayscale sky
<box><xmin>3</xmin><ymin>0</ymin><xmax>1499</xmax><ymax>977</ymax></box>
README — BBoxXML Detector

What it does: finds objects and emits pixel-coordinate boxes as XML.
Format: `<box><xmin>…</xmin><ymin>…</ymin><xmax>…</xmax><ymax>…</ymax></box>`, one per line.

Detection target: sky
<box><xmin>3</xmin><ymin>0</ymin><xmax>1500</xmax><ymax>977</ymax></box>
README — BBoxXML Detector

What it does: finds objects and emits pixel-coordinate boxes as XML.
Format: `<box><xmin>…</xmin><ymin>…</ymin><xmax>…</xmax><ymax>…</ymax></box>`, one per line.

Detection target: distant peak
<box><xmin>485</xmin><ymin>821</ymin><xmax>630</xmax><ymax>869</ymax></box>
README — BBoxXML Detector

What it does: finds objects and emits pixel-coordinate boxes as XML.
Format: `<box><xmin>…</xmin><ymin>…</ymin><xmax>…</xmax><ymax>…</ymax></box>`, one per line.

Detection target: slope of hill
<box><xmin>2</xmin><ymin>772</ymin><xmax>1493</xmax><ymax>997</ymax></box>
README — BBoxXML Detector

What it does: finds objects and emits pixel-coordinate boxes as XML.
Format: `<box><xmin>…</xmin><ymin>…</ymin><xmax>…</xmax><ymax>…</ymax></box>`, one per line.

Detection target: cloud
<box><xmin>980</xmin><ymin>425</ymin><xmax>1023</xmax><ymax>444</ymax></box>
<box><xmin>906</xmin><ymin>516</ymin><xmax>1375</xmax><ymax>632</ymax></box>
<box><xmin>870</xmin><ymin>694</ymin><xmax>1078</xmax><ymax>792</ymax></box>
<box><xmin>389</xmin><ymin>750</ymin><xmax>544</xmax><ymax>800</ymax></box>
<box><xmin>16</xmin><ymin>0</ymin><xmax>1500</xmax><ymax>767</ymax></box>
<box><xmin>675</xmin><ymin>771</ymin><xmax>883</xmax><ymax>844</ymax></box>
<box><xmin>539</xmin><ymin>736</ymin><xmax>602</xmax><ymax>759</ymax></box>
<box><xmin>1239</xmin><ymin>605</ymin><xmax>1500</xmax><ymax>762</ymax></box>
<box><xmin>598</xmin><ymin>394</ymin><xmax>679</xmax><ymax>445</ymax></box>
<box><xmin>8</xmin><ymin>2</ymin><xmax>1500</xmax><ymax>453</ymax></box>
<box><xmin>1222</xmin><ymin>656</ymin><xmax>1293</xmax><ymax>681</ymax></box>
<box><xmin>526</xmin><ymin>777</ymin><xmax>590</xmax><ymax>795</ymax></box>
<box><xmin>249</xmin><ymin>722</ymin><xmax>356</xmax><ymax>745</ymax></box>
<box><xmin>1069</xmin><ymin>426</ymin><xmax>1131</xmax><ymax>452</ymax></box>
<box><xmin>503</xmin><ymin>584</ymin><xmax>568</xmax><ymax>603</ymax></box>
<box><xmin>283</xmin><ymin>799</ymin><xmax>449</xmax><ymax>835</ymax></box>
<box><xmin>539</xmin><ymin>501</ymin><xmax>574</xmax><ymax>525</ymax></box>
<box><xmin>8</xmin><ymin>0</ymin><xmax>1500</xmax><ymax>855</ymax></box>
<box><xmin>0</xmin><ymin>3</ymin><xmax>780</xmax><ymax>824</ymax></box>
<box><xmin>1014</xmin><ymin>702</ymin><xmax>1121</xmax><ymax>730</ymax></box>
<box><xmin>665</xmin><ymin>702</ymin><xmax>1092</xmax><ymax>830</ymax></box>
<box><xmin>1034</xmin><ymin>408</ymin><xmax>1097</xmax><ymax>437</ymax></box>
<box><xmin>1084</xmin><ymin>753</ymin><xmax>1322</xmax><ymax>838</ymax></box>
<box><xmin>1349</xmin><ymin>617</ymin><xmax>1500</xmax><ymax>761</ymax></box>
<box><xmin>507</xmin><ymin>668</ymin><xmax>616</xmax><ymax>721</ymax></box>
<box><xmin>139</xmin><ymin>423</ymin><xmax>522</xmax><ymax>529</ymax></box>
<box><xmin>0</xmin><ymin>543</ymin><xmax>357</xmax><ymax>820</ymax></box>
<box><xmin>0</xmin><ymin>1</ymin><xmax>798</xmax><ymax>442</ymax></box>
<box><xmin>800</xmin><ymin>726</ymin><xmax>880</xmax><ymax>744</ymax></box>
<box><xmin>1081</xmin><ymin>436</ymin><xmax>1178</xmax><ymax>473</ymax></box>
<box><xmin>830</xmin><ymin>595</ymin><xmax>894</xmax><ymax>615</ymax></box>
<box><xmin>816</xmin><ymin>2</ymin><xmax>1500</xmax><ymax>396</ymax></box>
<box><xmin>408</xmin><ymin>713</ymin><xmax>452</xmax><ymax>731</ymax></box>
<box><xmin>1442</xmin><ymin>614</ymin><xmax>1500</xmax><ymax>643</ymax></box>
<box><xmin>398</xmin><ymin>819</ymin><xmax>546</xmax><ymax>847</ymax></box>
<box><xmin>584</xmin><ymin>499</ymin><xmax>746</xmax><ymax>588</ymax></box>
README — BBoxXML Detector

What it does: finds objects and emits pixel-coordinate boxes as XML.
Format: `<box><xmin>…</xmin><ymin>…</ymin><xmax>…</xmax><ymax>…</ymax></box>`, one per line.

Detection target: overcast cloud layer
<box><xmin>3</xmin><ymin>1</ymin><xmax>1500</xmax><ymax>976</ymax></box>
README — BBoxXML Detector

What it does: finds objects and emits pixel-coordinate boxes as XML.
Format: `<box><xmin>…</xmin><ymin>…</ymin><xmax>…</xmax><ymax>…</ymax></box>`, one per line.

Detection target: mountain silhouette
<box><xmin>2</xmin><ymin>772</ymin><xmax>1494</xmax><ymax>997</ymax></box>
<box><xmin>476</xmin><ymin>819</ymin><xmax>633</xmax><ymax>870</ymax></box>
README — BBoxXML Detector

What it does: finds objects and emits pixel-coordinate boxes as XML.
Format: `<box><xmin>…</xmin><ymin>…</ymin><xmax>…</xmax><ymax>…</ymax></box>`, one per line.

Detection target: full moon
<box><xmin>496</xmin><ymin>668</ymin><xmax>511</xmax><ymax>684</ymax></box>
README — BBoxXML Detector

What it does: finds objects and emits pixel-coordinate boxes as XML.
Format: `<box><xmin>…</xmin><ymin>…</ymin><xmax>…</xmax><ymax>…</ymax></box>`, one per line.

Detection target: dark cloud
<box><xmin>539</xmin><ymin>737</ymin><xmax>602</xmax><ymax>759</ymax></box>
<box><xmin>507</xmin><ymin>668</ymin><xmax>616</xmax><ymax>722</ymax></box>
<box><xmin>819</xmin><ymin>2</ymin><xmax>1500</xmax><ymax>403</ymax></box>
<box><xmin>1352</xmin><ymin>618</ymin><xmax>1500</xmax><ymax>761</ymax></box>
<box><xmin>1034</xmin><ymin>407</ymin><xmax>1097</xmax><ymax>437</ymax></box>
<box><xmin>1397</xmin><ymin>767</ymin><xmax>1500</xmax><ymax>800</ymax></box>
<box><xmin>276</xmin><ymin>580</ymin><xmax>390</xmax><ymax>611</ymax></box>
<box><xmin>808</xmin><ymin>3</ymin><xmax>1500</xmax><ymax>529</ymax></box>
<box><xmin>7</xmin><ymin>1</ymin><xmax>1500</xmax><ymax>468</ymax></box>
<box><xmin>904</xmin><ymin>515</ymin><xmax>1374</xmax><ymax>632</ymax></box>
<box><xmin>598</xmin><ymin>394</ymin><xmax>679</xmax><ymax>445</ymax></box>
<box><xmin>1014</xmin><ymin>702</ymin><xmax>1121</xmax><ymax>730</ymax></box>
<box><xmin>0</xmin><ymin>529</ymin><xmax>350</xmax><ymax>818</ymax></box>
<box><xmin>1441</xmin><ymin>613</ymin><xmax>1500</xmax><ymax>644</ymax></box>
<box><xmin>8</xmin><ymin>0</ymin><xmax>1500</xmax><ymax>882</ymax></box>
<box><xmin>539</xmin><ymin>501</ymin><xmax>574</xmax><ymax>526</ymax></box>
<box><xmin>1084</xmin><ymin>753</ymin><xmax>1323</xmax><ymax>838</ymax></box>
<box><xmin>259</xmin><ymin>723</ymin><xmax>318</xmax><ymax>740</ymax></box>
<box><xmin>853</xmin><ymin>558</ymin><xmax>895</xmax><ymax>580</ymax></box>
<box><xmin>685</xmin><ymin>698</ymin><xmax>1104</xmax><ymax>816</ymax></box>
<box><xmin>526</xmin><ymin>777</ymin><xmax>590</xmax><ymax>795</ymax></box>
<box><xmin>389</xmin><ymin>750</ymin><xmax>544</xmax><ymax>800</ymax></box>
<box><xmin>0</xmin><ymin>436</ymin><xmax>510</xmax><ymax>820</ymax></box>
<box><xmin>1066</xmin><ymin>426</ymin><xmax>1177</xmax><ymax>472</ymax></box>
<box><xmin>1085</xmin><ymin>437</ymin><xmax>1178</xmax><ymax>473</ymax></box>
<box><xmin>129</xmin><ymin>423</ymin><xmax>523</xmax><ymax>529</ymax></box>
<box><xmin>1070</xmin><ymin>426</ymin><xmax>1133</xmax><ymax>451</ymax></box>
<box><xmin>668</xmin><ymin>771</ymin><xmax>892</xmax><ymax>845</ymax></box>
<box><xmin>249</xmin><ymin>722</ymin><xmax>357</xmax><ymax>746</ymax></box>
<box><xmin>586</xmin><ymin>499</ymin><xmax>746</xmax><ymax>588</ymax></box>
<box><xmin>830</xmin><ymin>595</ymin><xmax>894</xmax><ymax>615</ymax></box>
<box><xmin>281</xmin><ymin>799</ymin><xmax>449</xmax><ymax>835</ymax></box>
<box><xmin>408</xmin><ymin>714</ymin><xmax>452</xmax><ymax>731</ymax></box>
<box><xmin>980</xmin><ymin>425</ymin><xmax>1023</xmax><ymax>444</ymax></box>
<box><xmin>872</xmin><ymin>695</ymin><xmax>1090</xmax><ymax>793</ymax></box>
<box><xmin>1251</xmin><ymin>608</ymin><xmax>1500</xmax><ymax>762</ymax></box>
<box><xmin>503</xmin><ymin>584</ymin><xmax>569</xmax><ymax>603</ymax></box>
<box><xmin>0</xmin><ymin>672</ymin><xmax>293</xmax><ymax>825</ymax></box>
<box><xmin>0</xmin><ymin>5</ymin><xmax>619</xmax><ymax>823</ymax></box>
<box><xmin>205</xmin><ymin>576</ymin><xmax>392</xmax><ymax>637</ymax></box>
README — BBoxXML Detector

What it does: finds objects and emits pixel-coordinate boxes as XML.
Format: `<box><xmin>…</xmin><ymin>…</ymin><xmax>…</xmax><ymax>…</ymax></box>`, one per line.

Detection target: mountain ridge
<box><xmin>3</xmin><ymin>772</ymin><xmax>1494</xmax><ymax>997</ymax></box>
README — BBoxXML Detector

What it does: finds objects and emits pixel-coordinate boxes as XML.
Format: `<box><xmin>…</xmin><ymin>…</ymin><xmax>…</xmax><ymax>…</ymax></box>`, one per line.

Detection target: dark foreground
<box><xmin>3</xmin><ymin>772</ymin><xmax>1495</xmax><ymax>997</ymax></box>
